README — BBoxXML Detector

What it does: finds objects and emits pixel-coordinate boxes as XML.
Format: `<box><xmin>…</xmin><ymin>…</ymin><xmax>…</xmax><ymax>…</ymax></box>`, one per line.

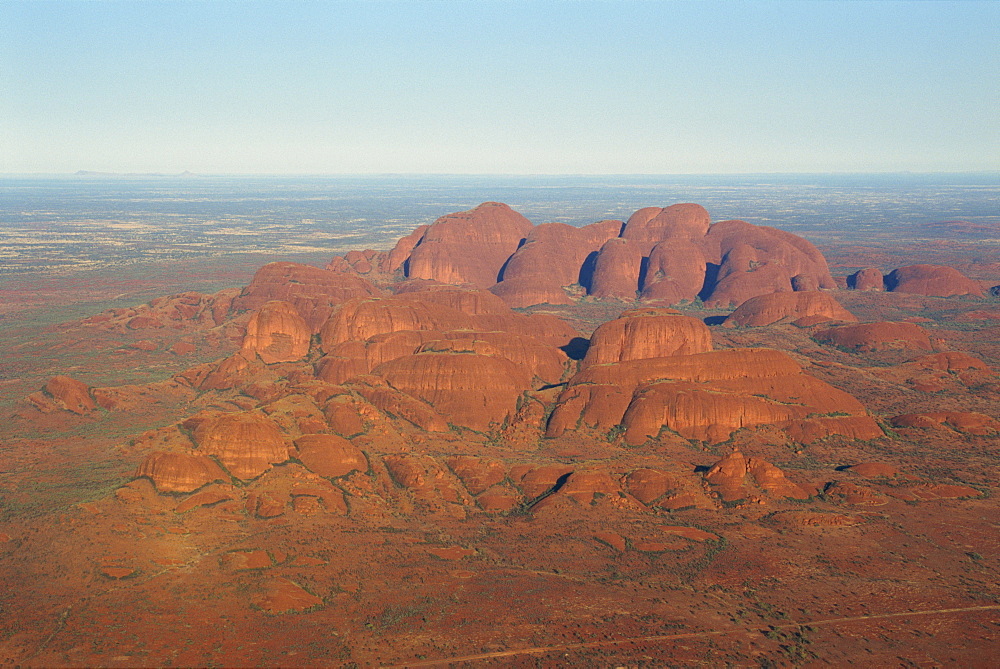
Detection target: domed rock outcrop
<box><xmin>582</xmin><ymin>308</ymin><xmax>713</xmax><ymax>367</ymax></box>
<box><xmin>234</xmin><ymin>262</ymin><xmax>382</xmax><ymax>332</ymax></box>
<box><xmin>43</xmin><ymin>375</ymin><xmax>96</xmax><ymax>414</ymax></box>
<box><xmin>490</xmin><ymin>219</ymin><xmax>622</xmax><ymax>308</ymax></box>
<box><xmin>319</xmin><ymin>296</ymin><xmax>472</xmax><ymax>353</ymax></box>
<box><xmin>890</xmin><ymin>412</ymin><xmax>1000</xmax><ymax>435</ymax></box>
<box><xmin>404</xmin><ymin>202</ymin><xmax>533</xmax><ymax>289</ymax></box>
<box><xmin>814</xmin><ymin>321</ymin><xmax>933</xmax><ymax>352</ymax></box>
<box><xmin>135</xmin><ymin>451</ymin><xmax>229</xmax><ymax>493</ymax></box>
<box><xmin>885</xmin><ymin>264</ymin><xmax>984</xmax><ymax>297</ymax></box>
<box><xmin>701</xmin><ymin>220</ymin><xmax>837</xmax><ymax>307</ymax></box>
<box><xmin>374</xmin><ymin>351</ymin><xmax>533</xmax><ymax>431</ymax></box>
<box><xmin>723</xmin><ymin>291</ymin><xmax>857</xmax><ymax>328</ymax></box>
<box><xmin>639</xmin><ymin>239</ymin><xmax>707</xmax><ymax>303</ymax></box>
<box><xmin>547</xmin><ymin>348</ymin><xmax>881</xmax><ymax>445</ymax></box>
<box><xmin>193</xmin><ymin>412</ymin><xmax>289</xmax><ymax>480</ymax></box>
<box><xmin>241</xmin><ymin>300</ymin><xmax>311</xmax><ymax>364</ymax></box>
<box><xmin>848</xmin><ymin>267</ymin><xmax>885</xmax><ymax>291</ymax></box>
<box><xmin>294</xmin><ymin>434</ymin><xmax>369</xmax><ymax>478</ymax></box>
<box><xmin>587</xmin><ymin>238</ymin><xmax>646</xmax><ymax>299</ymax></box>
<box><xmin>622</xmin><ymin>203</ymin><xmax>711</xmax><ymax>244</ymax></box>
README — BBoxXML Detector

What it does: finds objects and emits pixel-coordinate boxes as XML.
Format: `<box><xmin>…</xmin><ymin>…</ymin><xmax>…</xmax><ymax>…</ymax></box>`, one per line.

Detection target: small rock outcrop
<box><xmin>43</xmin><ymin>375</ymin><xmax>96</xmax><ymax>414</ymax></box>
<box><xmin>848</xmin><ymin>267</ymin><xmax>885</xmax><ymax>291</ymax></box>
<box><xmin>723</xmin><ymin>291</ymin><xmax>857</xmax><ymax>327</ymax></box>
<box><xmin>814</xmin><ymin>321</ymin><xmax>933</xmax><ymax>352</ymax></box>
<box><xmin>885</xmin><ymin>264</ymin><xmax>984</xmax><ymax>297</ymax></box>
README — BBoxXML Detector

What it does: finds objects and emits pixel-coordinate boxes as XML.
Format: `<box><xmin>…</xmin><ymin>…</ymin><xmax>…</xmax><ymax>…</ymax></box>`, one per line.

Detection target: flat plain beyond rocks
<box><xmin>1</xmin><ymin>179</ymin><xmax>999</xmax><ymax>667</ymax></box>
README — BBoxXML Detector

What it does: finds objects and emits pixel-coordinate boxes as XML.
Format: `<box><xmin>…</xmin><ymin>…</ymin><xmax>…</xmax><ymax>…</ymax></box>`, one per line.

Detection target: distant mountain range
<box><xmin>75</xmin><ymin>170</ymin><xmax>197</xmax><ymax>177</ymax></box>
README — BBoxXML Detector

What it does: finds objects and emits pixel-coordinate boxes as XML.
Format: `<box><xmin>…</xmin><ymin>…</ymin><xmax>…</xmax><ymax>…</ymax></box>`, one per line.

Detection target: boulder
<box><xmin>891</xmin><ymin>411</ymin><xmax>1000</xmax><ymax>435</ymax></box>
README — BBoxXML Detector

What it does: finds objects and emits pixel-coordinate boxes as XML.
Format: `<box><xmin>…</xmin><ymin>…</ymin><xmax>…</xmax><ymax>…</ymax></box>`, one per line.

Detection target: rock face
<box><xmin>582</xmin><ymin>308</ymin><xmax>713</xmax><ymax>367</ymax></box>
<box><xmin>404</xmin><ymin>202</ymin><xmax>533</xmax><ymax>289</ymax></box>
<box><xmin>193</xmin><ymin>412</ymin><xmax>289</xmax><ymax>480</ymax></box>
<box><xmin>294</xmin><ymin>434</ymin><xmax>368</xmax><ymax>478</ymax></box>
<box><xmin>848</xmin><ymin>267</ymin><xmax>885</xmax><ymax>291</ymax></box>
<box><xmin>43</xmin><ymin>376</ymin><xmax>96</xmax><ymax>414</ymax></box>
<box><xmin>490</xmin><ymin>219</ymin><xmax>621</xmax><ymax>307</ymax></box>
<box><xmin>234</xmin><ymin>262</ymin><xmax>381</xmax><ymax>332</ymax></box>
<box><xmin>723</xmin><ymin>291</ymin><xmax>857</xmax><ymax>327</ymax></box>
<box><xmin>885</xmin><ymin>264</ymin><xmax>984</xmax><ymax>297</ymax></box>
<box><xmin>374</xmin><ymin>351</ymin><xmax>533</xmax><ymax>430</ymax></box>
<box><xmin>547</xmin><ymin>348</ymin><xmax>881</xmax><ymax>445</ymax></box>
<box><xmin>135</xmin><ymin>452</ymin><xmax>228</xmax><ymax>493</ymax></box>
<box><xmin>241</xmin><ymin>300</ymin><xmax>311</xmax><ymax>364</ymax></box>
<box><xmin>814</xmin><ymin>322</ymin><xmax>933</xmax><ymax>352</ymax></box>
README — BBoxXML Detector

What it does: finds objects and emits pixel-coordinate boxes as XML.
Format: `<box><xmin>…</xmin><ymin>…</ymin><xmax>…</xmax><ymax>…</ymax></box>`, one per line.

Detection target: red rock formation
<box><xmin>621</xmin><ymin>203</ymin><xmax>710</xmax><ymax>243</ymax></box>
<box><xmin>588</xmin><ymin>238</ymin><xmax>645</xmax><ymax>299</ymax></box>
<box><xmin>405</xmin><ymin>202</ymin><xmax>533</xmax><ymax>289</ymax></box>
<box><xmin>639</xmin><ymin>239</ymin><xmax>707</xmax><ymax>303</ymax></box>
<box><xmin>394</xmin><ymin>286</ymin><xmax>511</xmax><ymax>316</ymax></box>
<box><xmin>701</xmin><ymin>220</ymin><xmax>836</xmax><ymax>307</ymax></box>
<box><xmin>705</xmin><ymin>451</ymin><xmax>809</xmax><ymax>502</ymax></box>
<box><xmin>319</xmin><ymin>296</ymin><xmax>471</xmax><ymax>353</ymax></box>
<box><xmin>814</xmin><ymin>321</ymin><xmax>933</xmax><ymax>352</ymax></box>
<box><xmin>349</xmin><ymin>376</ymin><xmax>449</xmax><ymax>432</ymax></box>
<box><xmin>548</xmin><ymin>348</ymin><xmax>881</xmax><ymax>445</ymax></box>
<box><xmin>374</xmin><ymin>351</ymin><xmax>532</xmax><ymax>431</ymax></box>
<box><xmin>43</xmin><ymin>375</ymin><xmax>96</xmax><ymax>414</ymax></box>
<box><xmin>241</xmin><ymin>300</ymin><xmax>311</xmax><ymax>364</ymax></box>
<box><xmin>848</xmin><ymin>267</ymin><xmax>885</xmax><ymax>291</ymax></box>
<box><xmin>135</xmin><ymin>451</ymin><xmax>228</xmax><ymax>493</ymax></box>
<box><xmin>582</xmin><ymin>307</ymin><xmax>713</xmax><ymax>366</ymax></box>
<box><xmin>234</xmin><ymin>262</ymin><xmax>381</xmax><ymax>332</ymax></box>
<box><xmin>885</xmin><ymin>264</ymin><xmax>984</xmax><ymax>297</ymax></box>
<box><xmin>723</xmin><ymin>291</ymin><xmax>857</xmax><ymax>327</ymax></box>
<box><xmin>490</xmin><ymin>219</ymin><xmax>621</xmax><ymax>308</ymax></box>
<box><xmin>446</xmin><ymin>457</ymin><xmax>506</xmax><ymax>495</ymax></box>
<box><xmin>193</xmin><ymin>412</ymin><xmax>289</xmax><ymax>480</ymax></box>
<box><xmin>891</xmin><ymin>412</ymin><xmax>1000</xmax><ymax>435</ymax></box>
<box><xmin>911</xmin><ymin>351</ymin><xmax>988</xmax><ymax>372</ymax></box>
<box><xmin>294</xmin><ymin>434</ymin><xmax>368</xmax><ymax>478</ymax></box>
<box><xmin>417</xmin><ymin>331</ymin><xmax>568</xmax><ymax>386</ymax></box>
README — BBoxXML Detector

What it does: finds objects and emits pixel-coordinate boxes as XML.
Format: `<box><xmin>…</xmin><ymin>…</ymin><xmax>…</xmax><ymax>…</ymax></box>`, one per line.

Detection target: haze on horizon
<box><xmin>2</xmin><ymin>0</ymin><xmax>998</xmax><ymax>176</ymax></box>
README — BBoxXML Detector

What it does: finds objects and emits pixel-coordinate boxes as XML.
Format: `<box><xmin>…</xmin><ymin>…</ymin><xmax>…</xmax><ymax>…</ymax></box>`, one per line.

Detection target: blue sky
<box><xmin>2</xmin><ymin>1</ymin><xmax>997</xmax><ymax>174</ymax></box>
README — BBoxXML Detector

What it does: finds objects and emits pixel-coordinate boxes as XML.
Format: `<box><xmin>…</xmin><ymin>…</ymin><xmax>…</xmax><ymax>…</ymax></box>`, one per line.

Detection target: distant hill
<box><xmin>75</xmin><ymin>170</ymin><xmax>197</xmax><ymax>177</ymax></box>
<box><xmin>920</xmin><ymin>219</ymin><xmax>999</xmax><ymax>238</ymax></box>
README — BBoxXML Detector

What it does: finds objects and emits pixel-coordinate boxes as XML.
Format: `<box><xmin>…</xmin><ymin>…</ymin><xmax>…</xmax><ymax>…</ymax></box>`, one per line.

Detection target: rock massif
<box><xmin>327</xmin><ymin>201</ymin><xmax>837</xmax><ymax>309</ymax></box>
